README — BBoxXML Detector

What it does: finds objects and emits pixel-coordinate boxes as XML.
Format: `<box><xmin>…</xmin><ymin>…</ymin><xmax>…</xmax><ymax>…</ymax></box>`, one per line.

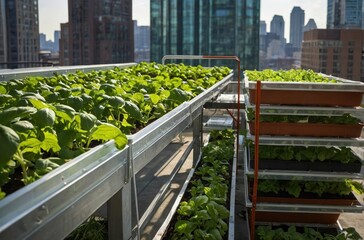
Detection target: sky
<box><xmin>38</xmin><ymin>0</ymin><xmax>326</xmax><ymax>41</ymax></box>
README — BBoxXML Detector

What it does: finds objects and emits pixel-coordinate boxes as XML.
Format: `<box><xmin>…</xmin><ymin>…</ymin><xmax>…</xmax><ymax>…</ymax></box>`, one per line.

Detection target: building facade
<box><xmin>327</xmin><ymin>0</ymin><xmax>364</xmax><ymax>29</ymax></box>
<box><xmin>270</xmin><ymin>15</ymin><xmax>285</xmax><ymax>43</ymax></box>
<box><xmin>1</xmin><ymin>0</ymin><xmax>40</xmax><ymax>69</ymax></box>
<box><xmin>302</xmin><ymin>29</ymin><xmax>364</xmax><ymax>81</ymax></box>
<box><xmin>289</xmin><ymin>6</ymin><xmax>305</xmax><ymax>49</ymax></box>
<box><xmin>150</xmin><ymin>0</ymin><xmax>260</xmax><ymax>70</ymax></box>
<box><xmin>60</xmin><ymin>23</ymin><xmax>70</xmax><ymax>66</ymax></box>
<box><xmin>134</xmin><ymin>20</ymin><xmax>150</xmax><ymax>62</ymax></box>
<box><xmin>304</xmin><ymin>18</ymin><xmax>317</xmax><ymax>32</ymax></box>
<box><xmin>66</xmin><ymin>0</ymin><xmax>134</xmax><ymax>65</ymax></box>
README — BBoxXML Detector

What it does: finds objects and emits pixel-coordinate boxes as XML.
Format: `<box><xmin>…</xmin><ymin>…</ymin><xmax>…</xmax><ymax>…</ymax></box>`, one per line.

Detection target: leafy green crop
<box><xmin>250</xmin><ymin>145</ymin><xmax>361</xmax><ymax>164</ymax></box>
<box><xmin>245</xmin><ymin>69</ymin><xmax>337</xmax><ymax>83</ymax></box>
<box><xmin>256</xmin><ymin>225</ymin><xmax>362</xmax><ymax>240</ymax></box>
<box><xmin>257</xmin><ymin>179</ymin><xmax>364</xmax><ymax>198</ymax></box>
<box><xmin>170</xmin><ymin>129</ymin><xmax>234</xmax><ymax>240</ymax></box>
<box><xmin>246</xmin><ymin>109</ymin><xmax>361</xmax><ymax>125</ymax></box>
<box><xmin>0</xmin><ymin>62</ymin><xmax>231</xmax><ymax>200</ymax></box>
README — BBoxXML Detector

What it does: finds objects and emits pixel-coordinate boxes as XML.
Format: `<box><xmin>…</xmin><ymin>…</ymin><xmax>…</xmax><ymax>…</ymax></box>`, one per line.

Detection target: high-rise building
<box><xmin>134</xmin><ymin>20</ymin><xmax>150</xmax><ymax>63</ymax></box>
<box><xmin>260</xmin><ymin>21</ymin><xmax>267</xmax><ymax>35</ymax></box>
<box><xmin>302</xmin><ymin>29</ymin><xmax>364</xmax><ymax>81</ymax></box>
<box><xmin>327</xmin><ymin>0</ymin><xmax>363</xmax><ymax>29</ymax></box>
<box><xmin>54</xmin><ymin>30</ymin><xmax>60</xmax><ymax>52</ymax></box>
<box><xmin>0</xmin><ymin>0</ymin><xmax>6</xmax><ymax>64</ymax></box>
<box><xmin>289</xmin><ymin>6</ymin><xmax>305</xmax><ymax>49</ymax></box>
<box><xmin>60</xmin><ymin>23</ymin><xmax>70</xmax><ymax>66</ymax></box>
<box><xmin>1</xmin><ymin>0</ymin><xmax>40</xmax><ymax>68</ymax></box>
<box><xmin>66</xmin><ymin>0</ymin><xmax>134</xmax><ymax>65</ymax></box>
<box><xmin>150</xmin><ymin>0</ymin><xmax>260</xmax><ymax>70</ymax></box>
<box><xmin>304</xmin><ymin>18</ymin><xmax>317</xmax><ymax>32</ymax></box>
<box><xmin>270</xmin><ymin>15</ymin><xmax>285</xmax><ymax>42</ymax></box>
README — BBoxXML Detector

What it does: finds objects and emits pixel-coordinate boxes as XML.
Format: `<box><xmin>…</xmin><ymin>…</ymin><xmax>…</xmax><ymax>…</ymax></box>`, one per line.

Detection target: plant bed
<box><xmin>255</xmin><ymin>211</ymin><xmax>340</xmax><ymax>224</ymax></box>
<box><xmin>161</xmin><ymin>129</ymin><xmax>235</xmax><ymax>240</ymax></box>
<box><xmin>246</xmin><ymin>110</ymin><xmax>363</xmax><ymax>138</ymax></box>
<box><xmin>248</xmin><ymin>145</ymin><xmax>363</xmax><ymax>173</ymax></box>
<box><xmin>255</xmin><ymin>224</ymin><xmax>362</xmax><ymax>239</ymax></box>
<box><xmin>248</xmin><ymin>121</ymin><xmax>363</xmax><ymax>138</ymax></box>
<box><xmin>0</xmin><ymin>62</ymin><xmax>231</xmax><ymax>200</ymax></box>
<box><xmin>249</xmin><ymin>158</ymin><xmax>362</xmax><ymax>173</ymax></box>
<box><xmin>245</xmin><ymin>69</ymin><xmax>364</xmax><ymax>107</ymax></box>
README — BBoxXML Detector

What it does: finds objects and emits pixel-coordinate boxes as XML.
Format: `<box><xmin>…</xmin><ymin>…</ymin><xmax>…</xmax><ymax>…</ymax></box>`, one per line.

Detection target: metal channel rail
<box><xmin>0</xmin><ymin>64</ymin><xmax>233</xmax><ymax>239</ymax></box>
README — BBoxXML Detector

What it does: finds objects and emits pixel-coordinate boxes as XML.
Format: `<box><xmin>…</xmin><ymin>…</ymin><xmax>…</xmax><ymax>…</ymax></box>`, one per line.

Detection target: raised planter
<box><xmin>249</xmin><ymin>158</ymin><xmax>362</xmax><ymax>173</ymax></box>
<box><xmin>248</xmin><ymin>88</ymin><xmax>363</xmax><ymax>107</ymax></box>
<box><xmin>248</xmin><ymin>122</ymin><xmax>363</xmax><ymax>138</ymax></box>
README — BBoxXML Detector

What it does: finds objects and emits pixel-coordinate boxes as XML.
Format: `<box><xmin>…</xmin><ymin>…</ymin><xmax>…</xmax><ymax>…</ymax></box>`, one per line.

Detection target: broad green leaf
<box><xmin>66</xmin><ymin>96</ymin><xmax>83</xmax><ymax>111</ymax></box>
<box><xmin>0</xmin><ymin>85</ymin><xmax>6</xmax><ymax>94</ymax></box>
<box><xmin>89</xmin><ymin>123</ymin><xmax>127</xmax><ymax>150</ymax></box>
<box><xmin>21</xmin><ymin>92</ymin><xmax>46</xmax><ymax>102</ymax></box>
<box><xmin>195</xmin><ymin>195</ymin><xmax>209</xmax><ymax>207</ymax></box>
<box><xmin>58</xmin><ymin>129</ymin><xmax>77</xmax><ymax>148</ymax></box>
<box><xmin>108</xmin><ymin>96</ymin><xmax>125</xmax><ymax>108</ymax></box>
<box><xmin>149</xmin><ymin>94</ymin><xmax>160</xmax><ymax>104</ymax></box>
<box><xmin>99</xmin><ymin>83</ymin><xmax>117</xmax><ymax>95</ymax></box>
<box><xmin>0</xmin><ymin>189</ymin><xmax>5</xmax><ymax>200</ymax></box>
<box><xmin>0</xmin><ymin>106</ymin><xmax>37</xmax><ymax>125</ymax></box>
<box><xmin>35</xmin><ymin>157</ymin><xmax>64</xmax><ymax>175</ymax></box>
<box><xmin>131</xmin><ymin>92</ymin><xmax>145</xmax><ymax>103</ymax></box>
<box><xmin>76</xmin><ymin>112</ymin><xmax>97</xmax><ymax>131</ymax></box>
<box><xmin>41</xmin><ymin>132</ymin><xmax>61</xmax><ymax>152</ymax></box>
<box><xmin>160</xmin><ymin>89</ymin><xmax>170</xmax><ymax>99</ymax></box>
<box><xmin>124</xmin><ymin>101</ymin><xmax>142</xmax><ymax>120</ymax></box>
<box><xmin>169</xmin><ymin>88</ymin><xmax>189</xmax><ymax>103</ymax></box>
<box><xmin>175</xmin><ymin>220</ymin><xmax>195</xmax><ymax>235</ymax></box>
<box><xmin>0</xmin><ymin>94</ymin><xmax>13</xmax><ymax>104</ymax></box>
<box><xmin>54</xmin><ymin>104</ymin><xmax>76</xmax><ymax>122</ymax></box>
<box><xmin>32</xmin><ymin>108</ymin><xmax>56</xmax><ymax>128</ymax></box>
<box><xmin>209</xmin><ymin>229</ymin><xmax>223</xmax><ymax>240</ymax></box>
<box><xmin>11</xmin><ymin>120</ymin><xmax>34</xmax><ymax>132</ymax></box>
<box><xmin>19</xmin><ymin>138</ymin><xmax>42</xmax><ymax>154</ymax></box>
<box><xmin>29</xmin><ymin>98</ymin><xmax>49</xmax><ymax>109</ymax></box>
<box><xmin>59</xmin><ymin>147</ymin><xmax>84</xmax><ymax>160</ymax></box>
<box><xmin>0</xmin><ymin>124</ymin><xmax>20</xmax><ymax>166</ymax></box>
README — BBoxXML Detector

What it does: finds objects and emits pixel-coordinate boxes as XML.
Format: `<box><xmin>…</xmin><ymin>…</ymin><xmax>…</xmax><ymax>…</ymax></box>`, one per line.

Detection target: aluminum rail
<box><xmin>244</xmin><ymin>94</ymin><xmax>364</xmax><ymax>117</ymax></box>
<box><xmin>0</xmin><ymin>141</ymin><xmax>129</xmax><ymax>239</ymax></box>
<box><xmin>243</xmin><ymin>175</ymin><xmax>364</xmax><ymax>214</ymax></box>
<box><xmin>243</xmin><ymin>147</ymin><xmax>364</xmax><ymax>181</ymax></box>
<box><xmin>245</xmin><ymin>74</ymin><xmax>364</xmax><ymax>92</ymax></box>
<box><xmin>0</xmin><ymin>63</ymin><xmax>136</xmax><ymax>81</ymax></box>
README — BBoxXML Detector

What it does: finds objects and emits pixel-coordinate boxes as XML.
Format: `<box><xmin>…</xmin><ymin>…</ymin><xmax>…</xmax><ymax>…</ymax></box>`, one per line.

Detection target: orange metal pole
<box><xmin>250</xmin><ymin>81</ymin><xmax>261</xmax><ymax>240</ymax></box>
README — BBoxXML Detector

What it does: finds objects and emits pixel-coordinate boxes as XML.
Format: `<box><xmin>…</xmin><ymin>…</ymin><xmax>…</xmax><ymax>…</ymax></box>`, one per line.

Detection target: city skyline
<box><xmin>39</xmin><ymin>0</ymin><xmax>327</xmax><ymax>41</ymax></box>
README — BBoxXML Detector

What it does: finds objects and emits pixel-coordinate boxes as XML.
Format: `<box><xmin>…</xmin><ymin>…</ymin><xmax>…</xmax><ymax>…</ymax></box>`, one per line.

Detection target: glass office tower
<box><xmin>150</xmin><ymin>0</ymin><xmax>260</xmax><ymax>70</ymax></box>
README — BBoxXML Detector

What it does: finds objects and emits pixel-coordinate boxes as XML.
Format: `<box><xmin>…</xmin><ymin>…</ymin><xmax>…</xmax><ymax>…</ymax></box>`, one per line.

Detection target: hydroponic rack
<box><xmin>0</xmin><ymin>62</ymin><xmax>236</xmax><ymax>240</ymax></box>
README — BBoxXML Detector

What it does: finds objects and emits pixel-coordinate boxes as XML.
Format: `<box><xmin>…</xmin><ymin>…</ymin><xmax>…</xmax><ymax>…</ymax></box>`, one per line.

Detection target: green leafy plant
<box><xmin>0</xmin><ymin>62</ymin><xmax>231</xmax><ymax>199</ymax></box>
<box><xmin>256</xmin><ymin>225</ymin><xmax>362</xmax><ymax>240</ymax></box>
<box><xmin>245</xmin><ymin>69</ymin><xmax>337</xmax><ymax>83</ymax></box>
<box><xmin>170</xmin><ymin>129</ymin><xmax>234</xmax><ymax>240</ymax></box>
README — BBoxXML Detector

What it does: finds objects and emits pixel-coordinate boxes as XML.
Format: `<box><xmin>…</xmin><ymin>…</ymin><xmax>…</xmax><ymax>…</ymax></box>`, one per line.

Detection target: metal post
<box><xmin>107</xmin><ymin>184</ymin><xmax>132</xmax><ymax>240</ymax></box>
<box><xmin>192</xmin><ymin>108</ymin><xmax>203</xmax><ymax>165</ymax></box>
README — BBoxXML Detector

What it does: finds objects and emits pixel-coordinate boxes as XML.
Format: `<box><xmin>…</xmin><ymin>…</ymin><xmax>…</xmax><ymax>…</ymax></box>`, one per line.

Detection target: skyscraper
<box><xmin>1</xmin><ymin>0</ymin><xmax>40</xmax><ymax>68</ymax></box>
<box><xmin>327</xmin><ymin>0</ymin><xmax>363</xmax><ymax>29</ymax></box>
<box><xmin>54</xmin><ymin>30</ymin><xmax>60</xmax><ymax>52</ymax></box>
<box><xmin>150</xmin><ymin>0</ymin><xmax>260</xmax><ymax>70</ymax></box>
<box><xmin>270</xmin><ymin>15</ymin><xmax>285</xmax><ymax>43</ymax></box>
<box><xmin>302</xmin><ymin>29</ymin><xmax>364</xmax><ymax>81</ymax></box>
<box><xmin>66</xmin><ymin>0</ymin><xmax>134</xmax><ymax>65</ymax></box>
<box><xmin>304</xmin><ymin>18</ymin><xmax>318</xmax><ymax>32</ymax></box>
<box><xmin>289</xmin><ymin>6</ymin><xmax>305</xmax><ymax>49</ymax></box>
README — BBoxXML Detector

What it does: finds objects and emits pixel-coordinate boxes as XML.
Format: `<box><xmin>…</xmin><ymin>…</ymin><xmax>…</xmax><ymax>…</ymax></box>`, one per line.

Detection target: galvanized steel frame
<box><xmin>0</xmin><ymin>64</ymin><xmax>233</xmax><ymax>239</ymax></box>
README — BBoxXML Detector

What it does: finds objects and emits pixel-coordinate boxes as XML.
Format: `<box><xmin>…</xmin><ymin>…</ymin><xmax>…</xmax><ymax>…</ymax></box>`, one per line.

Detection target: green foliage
<box><xmin>171</xmin><ymin>130</ymin><xmax>234</xmax><ymax>240</ymax></box>
<box><xmin>256</xmin><ymin>225</ymin><xmax>362</xmax><ymax>240</ymax></box>
<box><xmin>245</xmin><ymin>69</ymin><xmax>337</xmax><ymax>83</ymax></box>
<box><xmin>257</xmin><ymin>179</ymin><xmax>364</xmax><ymax>198</ymax></box>
<box><xmin>251</xmin><ymin>145</ymin><xmax>361</xmax><ymax>164</ymax></box>
<box><xmin>0</xmin><ymin>62</ymin><xmax>231</xmax><ymax>199</ymax></box>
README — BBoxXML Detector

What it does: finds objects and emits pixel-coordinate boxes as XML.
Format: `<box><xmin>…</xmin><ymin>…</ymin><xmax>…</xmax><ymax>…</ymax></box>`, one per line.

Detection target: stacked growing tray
<box><xmin>243</xmin><ymin>71</ymin><xmax>364</xmax><ymax>237</ymax></box>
